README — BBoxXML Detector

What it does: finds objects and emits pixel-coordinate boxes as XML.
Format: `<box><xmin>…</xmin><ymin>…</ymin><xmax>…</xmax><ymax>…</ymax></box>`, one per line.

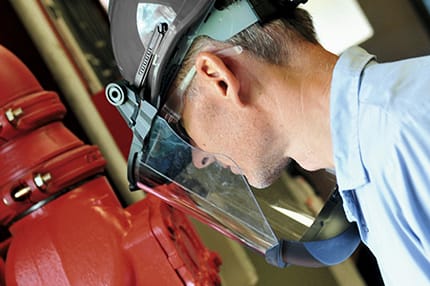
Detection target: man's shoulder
<box><xmin>359</xmin><ymin>54</ymin><xmax>430</xmax><ymax>107</ymax></box>
<box><xmin>357</xmin><ymin>53</ymin><xmax>430</xmax><ymax>137</ymax></box>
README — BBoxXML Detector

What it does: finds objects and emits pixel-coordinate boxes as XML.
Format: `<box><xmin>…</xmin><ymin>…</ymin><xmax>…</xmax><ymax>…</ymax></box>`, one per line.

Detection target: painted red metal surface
<box><xmin>0</xmin><ymin>45</ymin><xmax>221</xmax><ymax>285</ymax></box>
<box><xmin>0</xmin><ymin>46</ymin><xmax>66</xmax><ymax>143</ymax></box>
<box><xmin>0</xmin><ymin>91</ymin><xmax>66</xmax><ymax>144</ymax></box>
<box><xmin>6</xmin><ymin>178</ymin><xmax>221</xmax><ymax>286</ymax></box>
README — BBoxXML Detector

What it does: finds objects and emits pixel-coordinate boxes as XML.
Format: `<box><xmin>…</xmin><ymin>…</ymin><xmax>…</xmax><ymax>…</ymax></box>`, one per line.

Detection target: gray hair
<box><xmin>169</xmin><ymin>8</ymin><xmax>317</xmax><ymax>98</ymax></box>
<box><xmin>226</xmin><ymin>8</ymin><xmax>318</xmax><ymax>64</ymax></box>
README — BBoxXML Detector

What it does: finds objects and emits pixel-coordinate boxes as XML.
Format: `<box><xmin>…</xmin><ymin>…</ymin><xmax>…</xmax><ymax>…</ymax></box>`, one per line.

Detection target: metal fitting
<box><xmin>12</xmin><ymin>185</ymin><xmax>31</xmax><ymax>201</ymax></box>
<box><xmin>5</xmin><ymin>107</ymin><xmax>23</xmax><ymax>123</ymax></box>
<box><xmin>34</xmin><ymin>173</ymin><xmax>52</xmax><ymax>190</ymax></box>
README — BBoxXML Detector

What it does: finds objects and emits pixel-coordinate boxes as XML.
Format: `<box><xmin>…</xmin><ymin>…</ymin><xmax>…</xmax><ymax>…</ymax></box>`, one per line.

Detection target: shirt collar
<box><xmin>330</xmin><ymin>46</ymin><xmax>375</xmax><ymax>190</ymax></box>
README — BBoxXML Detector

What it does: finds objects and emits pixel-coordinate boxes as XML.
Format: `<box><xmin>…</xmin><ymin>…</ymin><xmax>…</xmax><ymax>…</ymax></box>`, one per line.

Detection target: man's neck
<box><xmin>279</xmin><ymin>43</ymin><xmax>338</xmax><ymax>170</ymax></box>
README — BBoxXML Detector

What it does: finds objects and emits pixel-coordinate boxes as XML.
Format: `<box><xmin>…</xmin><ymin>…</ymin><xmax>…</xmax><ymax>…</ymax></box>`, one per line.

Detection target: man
<box><xmin>108</xmin><ymin>1</ymin><xmax>430</xmax><ymax>284</ymax></box>
<box><xmin>173</xmin><ymin>10</ymin><xmax>332</xmax><ymax>189</ymax></box>
<box><xmin>163</xmin><ymin>6</ymin><xmax>430</xmax><ymax>286</ymax></box>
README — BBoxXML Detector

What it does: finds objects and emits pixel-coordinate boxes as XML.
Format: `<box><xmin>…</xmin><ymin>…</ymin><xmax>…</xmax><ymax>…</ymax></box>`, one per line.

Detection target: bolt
<box><xmin>34</xmin><ymin>173</ymin><xmax>52</xmax><ymax>189</ymax></box>
<box><xmin>13</xmin><ymin>186</ymin><xmax>31</xmax><ymax>200</ymax></box>
<box><xmin>2</xmin><ymin>197</ymin><xmax>10</xmax><ymax>206</ymax></box>
<box><xmin>5</xmin><ymin>107</ymin><xmax>23</xmax><ymax>123</ymax></box>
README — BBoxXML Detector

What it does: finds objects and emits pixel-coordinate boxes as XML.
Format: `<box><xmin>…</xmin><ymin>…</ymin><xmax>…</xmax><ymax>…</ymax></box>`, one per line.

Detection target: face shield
<box><xmin>106</xmin><ymin>0</ymin><xmax>360</xmax><ymax>267</ymax></box>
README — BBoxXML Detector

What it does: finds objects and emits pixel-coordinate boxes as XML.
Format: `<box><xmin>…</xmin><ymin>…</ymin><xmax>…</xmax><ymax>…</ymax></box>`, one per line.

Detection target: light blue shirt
<box><xmin>330</xmin><ymin>46</ymin><xmax>430</xmax><ymax>285</ymax></box>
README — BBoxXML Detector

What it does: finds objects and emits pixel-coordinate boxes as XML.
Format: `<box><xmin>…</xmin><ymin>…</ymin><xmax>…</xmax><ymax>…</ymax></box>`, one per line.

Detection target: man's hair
<box><xmin>170</xmin><ymin>7</ymin><xmax>317</xmax><ymax>97</ymax></box>
<box><xmin>226</xmin><ymin>8</ymin><xmax>318</xmax><ymax>64</ymax></box>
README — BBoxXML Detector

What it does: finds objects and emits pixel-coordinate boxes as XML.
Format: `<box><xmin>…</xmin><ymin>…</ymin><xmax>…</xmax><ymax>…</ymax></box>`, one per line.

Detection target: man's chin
<box><xmin>244</xmin><ymin>158</ymin><xmax>292</xmax><ymax>189</ymax></box>
<box><xmin>245</xmin><ymin>172</ymin><xmax>281</xmax><ymax>190</ymax></box>
<box><xmin>250</xmin><ymin>181</ymin><xmax>274</xmax><ymax>190</ymax></box>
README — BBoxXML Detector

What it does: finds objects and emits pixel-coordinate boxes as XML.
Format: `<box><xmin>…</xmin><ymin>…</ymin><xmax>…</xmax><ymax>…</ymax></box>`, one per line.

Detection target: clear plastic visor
<box><xmin>134</xmin><ymin>116</ymin><xmax>329</xmax><ymax>254</ymax></box>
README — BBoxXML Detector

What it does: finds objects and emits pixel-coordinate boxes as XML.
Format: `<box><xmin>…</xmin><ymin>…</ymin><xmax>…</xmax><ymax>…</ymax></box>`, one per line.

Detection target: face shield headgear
<box><xmin>106</xmin><ymin>0</ymin><xmax>360</xmax><ymax>268</ymax></box>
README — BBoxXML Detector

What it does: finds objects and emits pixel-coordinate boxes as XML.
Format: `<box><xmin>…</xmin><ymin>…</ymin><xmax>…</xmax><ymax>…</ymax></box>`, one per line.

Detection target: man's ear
<box><xmin>194</xmin><ymin>52</ymin><xmax>243</xmax><ymax>106</ymax></box>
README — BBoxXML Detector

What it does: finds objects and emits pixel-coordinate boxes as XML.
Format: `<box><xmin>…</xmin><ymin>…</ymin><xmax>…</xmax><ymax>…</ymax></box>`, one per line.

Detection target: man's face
<box><xmin>181</xmin><ymin>85</ymin><xmax>289</xmax><ymax>189</ymax></box>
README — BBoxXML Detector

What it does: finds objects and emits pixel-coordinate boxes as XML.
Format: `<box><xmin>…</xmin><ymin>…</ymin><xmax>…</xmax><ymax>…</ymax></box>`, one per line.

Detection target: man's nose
<box><xmin>191</xmin><ymin>149</ymin><xmax>215</xmax><ymax>169</ymax></box>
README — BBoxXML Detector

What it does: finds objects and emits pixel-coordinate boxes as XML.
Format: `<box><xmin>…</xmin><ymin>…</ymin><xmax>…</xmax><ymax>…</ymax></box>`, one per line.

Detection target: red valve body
<box><xmin>0</xmin><ymin>45</ymin><xmax>221</xmax><ymax>286</ymax></box>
